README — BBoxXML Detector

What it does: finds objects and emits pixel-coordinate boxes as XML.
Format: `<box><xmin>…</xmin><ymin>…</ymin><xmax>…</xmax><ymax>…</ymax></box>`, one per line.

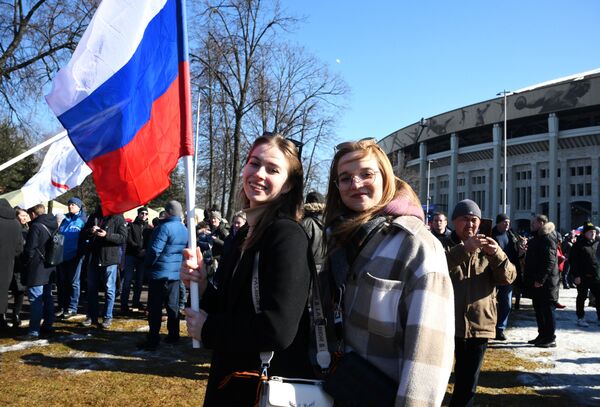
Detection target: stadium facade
<box><xmin>379</xmin><ymin>69</ymin><xmax>600</xmax><ymax>233</ymax></box>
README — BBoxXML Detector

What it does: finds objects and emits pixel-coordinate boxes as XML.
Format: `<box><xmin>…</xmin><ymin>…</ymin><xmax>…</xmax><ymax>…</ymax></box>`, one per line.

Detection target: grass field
<box><xmin>0</xmin><ymin>313</ymin><xmax>571</xmax><ymax>407</ymax></box>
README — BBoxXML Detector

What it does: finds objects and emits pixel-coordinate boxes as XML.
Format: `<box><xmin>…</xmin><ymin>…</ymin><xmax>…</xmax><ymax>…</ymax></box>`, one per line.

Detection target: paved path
<box><xmin>490</xmin><ymin>287</ymin><xmax>600</xmax><ymax>406</ymax></box>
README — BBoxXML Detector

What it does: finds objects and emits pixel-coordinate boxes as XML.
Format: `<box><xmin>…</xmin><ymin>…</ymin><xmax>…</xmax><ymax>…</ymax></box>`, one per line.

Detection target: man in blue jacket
<box><xmin>137</xmin><ymin>200</ymin><xmax>188</xmax><ymax>351</ymax></box>
<box><xmin>56</xmin><ymin>197</ymin><xmax>87</xmax><ymax>320</ymax></box>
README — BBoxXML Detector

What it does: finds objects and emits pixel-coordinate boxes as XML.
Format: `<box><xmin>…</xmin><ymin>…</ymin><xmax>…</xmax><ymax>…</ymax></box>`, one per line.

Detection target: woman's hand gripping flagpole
<box><xmin>180</xmin><ymin>247</ymin><xmax>208</xmax><ymax>348</ymax></box>
<box><xmin>183</xmin><ymin>155</ymin><xmax>203</xmax><ymax>348</ymax></box>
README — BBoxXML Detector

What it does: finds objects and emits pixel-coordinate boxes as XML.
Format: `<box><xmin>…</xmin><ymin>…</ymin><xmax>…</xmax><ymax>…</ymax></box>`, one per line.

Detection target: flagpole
<box><xmin>179</xmin><ymin>0</ymin><xmax>201</xmax><ymax>348</ymax></box>
<box><xmin>0</xmin><ymin>130</ymin><xmax>67</xmax><ymax>173</ymax></box>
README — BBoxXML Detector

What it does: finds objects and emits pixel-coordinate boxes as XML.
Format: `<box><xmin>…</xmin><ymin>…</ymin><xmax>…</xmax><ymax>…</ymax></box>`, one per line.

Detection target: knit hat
<box><xmin>137</xmin><ymin>206</ymin><xmax>148</xmax><ymax>214</ymax></box>
<box><xmin>305</xmin><ymin>191</ymin><xmax>325</xmax><ymax>204</ymax></box>
<box><xmin>210</xmin><ymin>211</ymin><xmax>222</xmax><ymax>221</ymax></box>
<box><xmin>165</xmin><ymin>200</ymin><xmax>183</xmax><ymax>217</ymax></box>
<box><xmin>68</xmin><ymin>197</ymin><xmax>83</xmax><ymax>209</ymax></box>
<box><xmin>582</xmin><ymin>222</ymin><xmax>596</xmax><ymax>234</ymax></box>
<box><xmin>451</xmin><ymin>199</ymin><xmax>482</xmax><ymax>220</ymax></box>
<box><xmin>496</xmin><ymin>213</ymin><xmax>509</xmax><ymax>224</ymax></box>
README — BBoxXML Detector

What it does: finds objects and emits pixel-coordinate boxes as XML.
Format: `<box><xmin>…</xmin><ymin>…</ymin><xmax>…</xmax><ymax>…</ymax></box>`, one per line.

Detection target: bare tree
<box><xmin>190</xmin><ymin>0</ymin><xmax>348</xmax><ymax>218</ymax></box>
<box><xmin>0</xmin><ymin>0</ymin><xmax>96</xmax><ymax>124</ymax></box>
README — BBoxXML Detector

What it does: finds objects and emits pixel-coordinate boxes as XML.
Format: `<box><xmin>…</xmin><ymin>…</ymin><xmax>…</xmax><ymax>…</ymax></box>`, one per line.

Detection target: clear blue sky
<box><xmin>280</xmin><ymin>0</ymin><xmax>600</xmax><ymax>141</ymax></box>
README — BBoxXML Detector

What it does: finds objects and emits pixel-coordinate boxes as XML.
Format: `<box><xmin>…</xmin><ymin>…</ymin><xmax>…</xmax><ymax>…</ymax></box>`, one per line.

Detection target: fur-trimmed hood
<box><xmin>303</xmin><ymin>202</ymin><xmax>324</xmax><ymax>214</ymax></box>
<box><xmin>538</xmin><ymin>221</ymin><xmax>556</xmax><ymax>236</ymax></box>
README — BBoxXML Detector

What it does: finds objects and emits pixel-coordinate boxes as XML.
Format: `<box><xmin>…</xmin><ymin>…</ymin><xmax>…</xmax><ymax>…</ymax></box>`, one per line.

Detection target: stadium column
<box><xmin>560</xmin><ymin>159</ymin><xmax>569</xmax><ymax>232</ymax></box>
<box><xmin>548</xmin><ymin>113</ymin><xmax>558</xmax><ymax>225</ymax></box>
<box><xmin>449</xmin><ymin>133</ymin><xmax>458</xmax><ymax>215</ymax></box>
<box><xmin>419</xmin><ymin>142</ymin><xmax>427</xmax><ymax>204</ymax></box>
<box><xmin>492</xmin><ymin>124</ymin><xmax>501</xmax><ymax>216</ymax></box>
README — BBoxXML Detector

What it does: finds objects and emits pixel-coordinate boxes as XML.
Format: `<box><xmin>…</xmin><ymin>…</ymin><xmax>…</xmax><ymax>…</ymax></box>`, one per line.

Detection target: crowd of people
<box><xmin>2</xmin><ymin>133</ymin><xmax>600</xmax><ymax>407</ymax></box>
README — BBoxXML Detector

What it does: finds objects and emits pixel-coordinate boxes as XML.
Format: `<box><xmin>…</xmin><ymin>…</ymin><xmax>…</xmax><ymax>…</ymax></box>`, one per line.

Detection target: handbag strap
<box><xmin>35</xmin><ymin>223</ymin><xmax>53</xmax><ymax>260</ymax></box>
<box><xmin>251</xmin><ymin>243</ymin><xmax>332</xmax><ymax>374</ymax></box>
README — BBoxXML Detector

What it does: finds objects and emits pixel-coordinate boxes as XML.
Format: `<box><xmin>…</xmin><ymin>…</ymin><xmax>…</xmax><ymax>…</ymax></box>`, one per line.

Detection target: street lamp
<box><xmin>426</xmin><ymin>159</ymin><xmax>436</xmax><ymax>225</ymax></box>
<box><xmin>497</xmin><ymin>90</ymin><xmax>513</xmax><ymax>214</ymax></box>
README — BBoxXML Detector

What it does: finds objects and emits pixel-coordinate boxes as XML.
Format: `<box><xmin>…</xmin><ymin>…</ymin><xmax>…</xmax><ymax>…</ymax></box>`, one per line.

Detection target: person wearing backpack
<box><xmin>56</xmin><ymin>197</ymin><xmax>87</xmax><ymax>320</ymax></box>
<box><xmin>21</xmin><ymin>204</ymin><xmax>58</xmax><ymax>340</ymax></box>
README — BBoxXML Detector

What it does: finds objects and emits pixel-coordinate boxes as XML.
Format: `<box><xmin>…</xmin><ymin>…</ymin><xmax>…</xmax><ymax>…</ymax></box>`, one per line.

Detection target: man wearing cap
<box><xmin>441</xmin><ymin>199</ymin><xmax>515</xmax><ymax>407</ymax></box>
<box><xmin>524</xmin><ymin>214</ymin><xmax>560</xmax><ymax>347</ymax></box>
<box><xmin>138</xmin><ymin>200</ymin><xmax>188</xmax><ymax>351</ymax></box>
<box><xmin>121</xmin><ymin>207</ymin><xmax>152</xmax><ymax>314</ymax></box>
<box><xmin>491</xmin><ymin>213</ymin><xmax>523</xmax><ymax>341</ymax></box>
<box><xmin>568</xmin><ymin>221</ymin><xmax>600</xmax><ymax>327</ymax></box>
<box><xmin>56</xmin><ymin>197</ymin><xmax>87</xmax><ymax>320</ymax></box>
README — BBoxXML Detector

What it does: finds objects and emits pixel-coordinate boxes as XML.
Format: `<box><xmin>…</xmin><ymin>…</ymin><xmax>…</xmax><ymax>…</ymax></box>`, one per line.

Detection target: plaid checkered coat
<box><xmin>343</xmin><ymin>215</ymin><xmax>455</xmax><ymax>407</ymax></box>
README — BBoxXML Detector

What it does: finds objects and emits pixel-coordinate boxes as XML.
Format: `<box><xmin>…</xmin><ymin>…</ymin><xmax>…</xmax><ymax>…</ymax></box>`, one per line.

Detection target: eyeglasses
<box><xmin>334</xmin><ymin>137</ymin><xmax>377</xmax><ymax>151</ymax></box>
<box><xmin>262</xmin><ymin>131</ymin><xmax>304</xmax><ymax>159</ymax></box>
<box><xmin>140</xmin><ymin>212</ymin><xmax>148</xmax><ymax>215</ymax></box>
<box><xmin>334</xmin><ymin>170</ymin><xmax>380</xmax><ymax>190</ymax></box>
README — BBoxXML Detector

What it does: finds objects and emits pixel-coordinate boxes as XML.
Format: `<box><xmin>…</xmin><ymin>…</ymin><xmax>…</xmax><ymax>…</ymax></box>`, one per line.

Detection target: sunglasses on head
<box><xmin>334</xmin><ymin>137</ymin><xmax>378</xmax><ymax>151</ymax></box>
<box><xmin>262</xmin><ymin>131</ymin><xmax>304</xmax><ymax>159</ymax></box>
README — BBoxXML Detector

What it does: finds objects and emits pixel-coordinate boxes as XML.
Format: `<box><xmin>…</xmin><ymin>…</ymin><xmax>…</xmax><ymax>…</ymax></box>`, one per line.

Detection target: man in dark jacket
<box><xmin>137</xmin><ymin>200</ymin><xmax>188</xmax><ymax>350</ymax></box>
<box><xmin>208</xmin><ymin>210</ymin><xmax>229</xmax><ymax>268</ymax></box>
<box><xmin>120</xmin><ymin>207</ymin><xmax>152</xmax><ymax>314</ymax></box>
<box><xmin>569</xmin><ymin>222</ymin><xmax>600</xmax><ymax>327</ymax></box>
<box><xmin>0</xmin><ymin>199</ymin><xmax>23</xmax><ymax>329</ymax></box>
<box><xmin>524</xmin><ymin>214</ymin><xmax>560</xmax><ymax>347</ymax></box>
<box><xmin>82</xmin><ymin>208</ymin><xmax>128</xmax><ymax>329</ymax></box>
<box><xmin>431</xmin><ymin>211</ymin><xmax>452</xmax><ymax>241</ymax></box>
<box><xmin>301</xmin><ymin>191</ymin><xmax>325</xmax><ymax>270</ymax></box>
<box><xmin>22</xmin><ymin>204</ymin><xmax>58</xmax><ymax>339</ymax></box>
<box><xmin>491</xmin><ymin>213</ymin><xmax>522</xmax><ymax>341</ymax></box>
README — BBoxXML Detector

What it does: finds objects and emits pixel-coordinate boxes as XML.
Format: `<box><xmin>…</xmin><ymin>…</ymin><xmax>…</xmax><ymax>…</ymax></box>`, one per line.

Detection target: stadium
<box><xmin>379</xmin><ymin>69</ymin><xmax>600</xmax><ymax>233</ymax></box>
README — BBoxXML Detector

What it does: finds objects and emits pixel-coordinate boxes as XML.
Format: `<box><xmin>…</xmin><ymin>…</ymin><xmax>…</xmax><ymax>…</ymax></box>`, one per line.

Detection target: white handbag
<box><xmin>259</xmin><ymin>375</ymin><xmax>333</xmax><ymax>407</ymax></box>
<box><xmin>252</xmin><ymin>252</ymin><xmax>333</xmax><ymax>407</ymax></box>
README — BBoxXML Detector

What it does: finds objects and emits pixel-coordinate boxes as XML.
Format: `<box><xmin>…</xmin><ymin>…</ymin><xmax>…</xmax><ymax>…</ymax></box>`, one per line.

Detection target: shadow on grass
<box><xmin>13</xmin><ymin>323</ymin><xmax>212</xmax><ymax>380</ymax></box>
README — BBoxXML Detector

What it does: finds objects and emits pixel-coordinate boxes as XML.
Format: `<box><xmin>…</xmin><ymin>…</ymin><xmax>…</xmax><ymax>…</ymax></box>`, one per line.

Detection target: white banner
<box><xmin>20</xmin><ymin>135</ymin><xmax>92</xmax><ymax>208</ymax></box>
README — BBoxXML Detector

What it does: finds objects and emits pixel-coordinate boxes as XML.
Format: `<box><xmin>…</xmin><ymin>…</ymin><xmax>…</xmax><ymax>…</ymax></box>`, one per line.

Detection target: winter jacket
<box><xmin>524</xmin><ymin>222</ymin><xmax>560</xmax><ymax>302</ymax></box>
<box><xmin>200</xmin><ymin>216</ymin><xmax>313</xmax><ymax>406</ymax></box>
<box><xmin>23</xmin><ymin>213</ymin><xmax>58</xmax><ymax>287</ymax></box>
<box><xmin>301</xmin><ymin>202</ymin><xmax>325</xmax><ymax>269</ymax></box>
<box><xmin>492</xmin><ymin>226</ymin><xmax>523</xmax><ymax>285</ymax></box>
<box><xmin>0</xmin><ymin>199</ymin><xmax>23</xmax><ymax>311</ymax></box>
<box><xmin>431</xmin><ymin>227</ymin><xmax>452</xmax><ymax>241</ymax></box>
<box><xmin>569</xmin><ymin>235</ymin><xmax>600</xmax><ymax>282</ymax></box>
<box><xmin>327</xmin><ymin>196</ymin><xmax>455</xmax><ymax>407</ymax></box>
<box><xmin>84</xmin><ymin>213</ymin><xmax>128</xmax><ymax>267</ymax></box>
<box><xmin>58</xmin><ymin>210</ymin><xmax>86</xmax><ymax>261</ymax></box>
<box><xmin>209</xmin><ymin>222</ymin><xmax>229</xmax><ymax>261</ymax></box>
<box><xmin>145</xmin><ymin>216</ymin><xmax>188</xmax><ymax>280</ymax></box>
<box><xmin>125</xmin><ymin>218</ymin><xmax>151</xmax><ymax>257</ymax></box>
<box><xmin>441</xmin><ymin>231</ymin><xmax>516</xmax><ymax>339</ymax></box>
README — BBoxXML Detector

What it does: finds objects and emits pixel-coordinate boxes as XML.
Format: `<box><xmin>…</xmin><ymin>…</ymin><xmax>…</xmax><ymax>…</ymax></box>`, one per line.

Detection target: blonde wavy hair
<box><xmin>324</xmin><ymin>139</ymin><xmax>420</xmax><ymax>246</ymax></box>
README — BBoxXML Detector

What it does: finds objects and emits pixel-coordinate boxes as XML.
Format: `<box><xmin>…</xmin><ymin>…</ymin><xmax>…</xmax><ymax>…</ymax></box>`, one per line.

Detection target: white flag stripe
<box><xmin>45</xmin><ymin>0</ymin><xmax>167</xmax><ymax>116</ymax></box>
<box><xmin>21</xmin><ymin>136</ymin><xmax>92</xmax><ymax>208</ymax></box>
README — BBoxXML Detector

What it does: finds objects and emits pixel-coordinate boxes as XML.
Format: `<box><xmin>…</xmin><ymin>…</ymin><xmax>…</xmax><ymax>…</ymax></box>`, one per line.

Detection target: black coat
<box><xmin>569</xmin><ymin>236</ymin><xmax>600</xmax><ymax>282</ymax></box>
<box><xmin>301</xmin><ymin>205</ymin><xmax>325</xmax><ymax>269</ymax></box>
<box><xmin>524</xmin><ymin>222</ymin><xmax>560</xmax><ymax>301</ymax></box>
<box><xmin>201</xmin><ymin>217</ymin><xmax>313</xmax><ymax>406</ymax></box>
<box><xmin>0</xmin><ymin>199</ymin><xmax>23</xmax><ymax>311</ymax></box>
<box><xmin>125</xmin><ymin>218</ymin><xmax>151</xmax><ymax>257</ymax></box>
<box><xmin>492</xmin><ymin>226</ymin><xmax>523</xmax><ymax>287</ymax></box>
<box><xmin>84</xmin><ymin>213</ymin><xmax>128</xmax><ymax>267</ymax></box>
<box><xmin>23</xmin><ymin>213</ymin><xmax>58</xmax><ymax>287</ymax></box>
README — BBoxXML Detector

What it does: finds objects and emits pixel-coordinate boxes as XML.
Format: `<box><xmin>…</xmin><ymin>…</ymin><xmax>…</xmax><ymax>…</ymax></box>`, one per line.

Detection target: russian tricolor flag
<box><xmin>46</xmin><ymin>0</ymin><xmax>193</xmax><ymax>215</ymax></box>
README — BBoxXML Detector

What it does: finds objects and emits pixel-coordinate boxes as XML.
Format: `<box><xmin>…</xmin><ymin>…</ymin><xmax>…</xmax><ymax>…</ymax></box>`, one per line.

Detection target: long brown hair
<box><xmin>324</xmin><ymin>139</ymin><xmax>420</xmax><ymax>246</ymax></box>
<box><xmin>239</xmin><ymin>134</ymin><xmax>304</xmax><ymax>249</ymax></box>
